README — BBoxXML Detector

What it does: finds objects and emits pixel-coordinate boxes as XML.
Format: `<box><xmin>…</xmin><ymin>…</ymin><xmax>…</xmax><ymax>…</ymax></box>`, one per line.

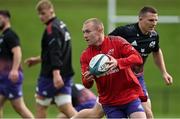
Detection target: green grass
<box><xmin>0</xmin><ymin>0</ymin><xmax>180</xmax><ymax>118</ymax></box>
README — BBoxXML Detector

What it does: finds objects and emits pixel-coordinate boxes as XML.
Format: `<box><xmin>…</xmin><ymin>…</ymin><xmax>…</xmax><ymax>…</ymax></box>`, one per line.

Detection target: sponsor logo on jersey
<box><xmin>149</xmin><ymin>41</ymin><xmax>156</xmax><ymax>48</ymax></box>
<box><xmin>96</xmin><ymin>67</ymin><xmax>119</xmax><ymax>78</ymax></box>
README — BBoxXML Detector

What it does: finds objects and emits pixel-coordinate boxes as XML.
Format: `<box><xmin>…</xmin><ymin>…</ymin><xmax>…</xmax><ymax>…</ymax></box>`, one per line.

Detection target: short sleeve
<box><xmin>5</xmin><ymin>32</ymin><xmax>20</xmax><ymax>50</ymax></box>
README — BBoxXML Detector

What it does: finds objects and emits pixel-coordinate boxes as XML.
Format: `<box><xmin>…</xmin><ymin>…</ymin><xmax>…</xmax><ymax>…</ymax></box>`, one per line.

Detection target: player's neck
<box><xmin>138</xmin><ymin>23</ymin><xmax>149</xmax><ymax>35</ymax></box>
<box><xmin>45</xmin><ymin>14</ymin><xmax>56</xmax><ymax>25</ymax></box>
<box><xmin>2</xmin><ymin>23</ymin><xmax>11</xmax><ymax>32</ymax></box>
<box><xmin>95</xmin><ymin>34</ymin><xmax>104</xmax><ymax>46</ymax></box>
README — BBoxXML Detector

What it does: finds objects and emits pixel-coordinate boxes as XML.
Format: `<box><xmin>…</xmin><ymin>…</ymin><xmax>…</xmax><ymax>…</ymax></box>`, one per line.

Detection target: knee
<box><xmin>59</xmin><ymin>103</ymin><xmax>77</xmax><ymax>117</ymax></box>
<box><xmin>143</xmin><ymin>105</ymin><xmax>153</xmax><ymax>118</ymax></box>
<box><xmin>94</xmin><ymin>109</ymin><xmax>104</xmax><ymax>117</ymax></box>
<box><xmin>145</xmin><ymin>109</ymin><xmax>153</xmax><ymax>118</ymax></box>
<box><xmin>12</xmin><ymin>103</ymin><xmax>24</xmax><ymax>113</ymax></box>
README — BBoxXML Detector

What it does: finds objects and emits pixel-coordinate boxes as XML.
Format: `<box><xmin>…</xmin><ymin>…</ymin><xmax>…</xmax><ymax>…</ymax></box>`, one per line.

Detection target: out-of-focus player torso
<box><xmin>0</xmin><ymin>28</ymin><xmax>21</xmax><ymax>74</ymax></box>
<box><xmin>109</xmin><ymin>23</ymin><xmax>159</xmax><ymax>74</ymax></box>
<box><xmin>72</xmin><ymin>83</ymin><xmax>96</xmax><ymax>111</ymax></box>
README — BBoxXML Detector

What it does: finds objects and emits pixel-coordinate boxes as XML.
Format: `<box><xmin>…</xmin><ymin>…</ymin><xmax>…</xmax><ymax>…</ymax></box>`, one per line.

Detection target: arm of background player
<box><xmin>9</xmin><ymin>46</ymin><xmax>22</xmax><ymax>82</ymax></box>
<box><xmin>80</xmin><ymin>53</ymin><xmax>94</xmax><ymax>89</ymax></box>
<box><xmin>48</xmin><ymin>27</ymin><xmax>63</xmax><ymax>72</ymax></box>
<box><xmin>6</xmin><ymin>32</ymin><xmax>21</xmax><ymax>82</ymax></box>
<box><xmin>152</xmin><ymin>49</ymin><xmax>173</xmax><ymax>85</ymax></box>
<box><xmin>24</xmin><ymin>56</ymin><xmax>41</xmax><ymax>67</ymax></box>
<box><xmin>116</xmin><ymin>38</ymin><xmax>143</xmax><ymax>69</ymax></box>
<box><xmin>11</xmin><ymin>46</ymin><xmax>22</xmax><ymax>70</ymax></box>
<box><xmin>52</xmin><ymin>69</ymin><xmax>64</xmax><ymax>89</ymax></box>
<box><xmin>48</xmin><ymin>26</ymin><xmax>64</xmax><ymax>88</ymax></box>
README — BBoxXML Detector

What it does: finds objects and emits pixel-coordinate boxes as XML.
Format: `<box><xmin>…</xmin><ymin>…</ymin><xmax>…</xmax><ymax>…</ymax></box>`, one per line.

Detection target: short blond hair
<box><xmin>36</xmin><ymin>0</ymin><xmax>54</xmax><ymax>11</ymax></box>
<box><xmin>84</xmin><ymin>18</ymin><xmax>104</xmax><ymax>31</ymax></box>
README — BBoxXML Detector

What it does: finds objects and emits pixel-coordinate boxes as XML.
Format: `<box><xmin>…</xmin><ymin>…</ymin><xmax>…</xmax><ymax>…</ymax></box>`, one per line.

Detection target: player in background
<box><xmin>71</xmin><ymin>83</ymin><xmax>96</xmax><ymax>111</ymax></box>
<box><xmin>58</xmin><ymin>83</ymin><xmax>96</xmax><ymax>118</ymax></box>
<box><xmin>109</xmin><ymin>6</ymin><xmax>173</xmax><ymax>118</ymax></box>
<box><xmin>80</xmin><ymin>18</ymin><xmax>146</xmax><ymax>118</ymax></box>
<box><xmin>72</xmin><ymin>6</ymin><xmax>173</xmax><ymax>119</ymax></box>
<box><xmin>24</xmin><ymin>0</ymin><xmax>77</xmax><ymax>118</ymax></box>
<box><xmin>0</xmin><ymin>10</ymin><xmax>34</xmax><ymax>118</ymax></box>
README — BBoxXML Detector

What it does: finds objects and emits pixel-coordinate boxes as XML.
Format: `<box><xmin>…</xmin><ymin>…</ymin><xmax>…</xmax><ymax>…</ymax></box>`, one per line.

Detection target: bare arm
<box><xmin>12</xmin><ymin>46</ymin><xmax>21</xmax><ymax>71</ymax></box>
<box><xmin>9</xmin><ymin>46</ymin><xmax>21</xmax><ymax>82</ymax></box>
<box><xmin>24</xmin><ymin>56</ymin><xmax>41</xmax><ymax>67</ymax></box>
<box><xmin>53</xmin><ymin>70</ymin><xmax>64</xmax><ymax>89</ymax></box>
<box><xmin>152</xmin><ymin>49</ymin><xmax>173</xmax><ymax>85</ymax></box>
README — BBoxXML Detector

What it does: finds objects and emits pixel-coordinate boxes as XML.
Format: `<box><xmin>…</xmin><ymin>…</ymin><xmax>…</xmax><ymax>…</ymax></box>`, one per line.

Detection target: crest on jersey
<box><xmin>149</xmin><ymin>41</ymin><xmax>156</xmax><ymax>48</ymax></box>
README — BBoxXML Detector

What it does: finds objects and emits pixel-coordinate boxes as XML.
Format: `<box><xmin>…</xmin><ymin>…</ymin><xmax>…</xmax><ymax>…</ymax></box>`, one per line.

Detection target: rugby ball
<box><xmin>89</xmin><ymin>54</ymin><xmax>110</xmax><ymax>76</ymax></box>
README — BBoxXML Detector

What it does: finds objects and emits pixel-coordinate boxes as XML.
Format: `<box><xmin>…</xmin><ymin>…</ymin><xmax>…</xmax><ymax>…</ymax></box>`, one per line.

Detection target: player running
<box><xmin>72</xmin><ymin>6</ymin><xmax>173</xmax><ymax>119</ymax></box>
<box><xmin>80</xmin><ymin>18</ymin><xmax>146</xmax><ymax>118</ymax></box>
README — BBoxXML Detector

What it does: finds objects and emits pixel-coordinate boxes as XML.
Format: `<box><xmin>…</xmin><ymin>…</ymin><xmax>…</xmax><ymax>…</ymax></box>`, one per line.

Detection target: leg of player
<box><xmin>128</xmin><ymin>98</ymin><xmax>146</xmax><ymax>118</ymax></box>
<box><xmin>142</xmin><ymin>100</ymin><xmax>153</xmax><ymax>118</ymax></box>
<box><xmin>10</xmin><ymin>97</ymin><xmax>34</xmax><ymax>118</ymax></box>
<box><xmin>138</xmin><ymin>75</ymin><xmax>154</xmax><ymax>118</ymax></box>
<box><xmin>130</xmin><ymin>111</ymin><xmax>147</xmax><ymax>118</ymax></box>
<box><xmin>55</xmin><ymin>94</ymin><xmax>77</xmax><ymax>118</ymax></box>
<box><xmin>35</xmin><ymin>95</ymin><xmax>52</xmax><ymax>118</ymax></box>
<box><xmin>0</xmin><ymin>95</ymin><xmax>6</xmax><ymax>118</ymax></box>
<box><xmin>35</xmin><ymin>103</ymin><xmax>48</xmax><ymax>118</ymax></box>
<box><xmin>57</xmin><ymin>112</ymin><xmax>67</xmax><ymax>118</ymax></box>
<box><xmin>72</xmin><ymin>102</ymin><xmax>104</xmax><ymax>118</ymax></box>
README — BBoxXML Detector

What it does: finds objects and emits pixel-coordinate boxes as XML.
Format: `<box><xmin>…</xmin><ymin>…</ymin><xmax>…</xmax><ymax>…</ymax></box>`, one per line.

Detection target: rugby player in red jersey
<box><xmin>79</xmin><ymin>18</ymin><xmax>146</xmax><ymax>118</ymax></box>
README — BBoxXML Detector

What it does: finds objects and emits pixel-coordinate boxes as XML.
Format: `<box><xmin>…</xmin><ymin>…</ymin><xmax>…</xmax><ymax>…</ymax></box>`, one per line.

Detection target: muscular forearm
<box><xmin>35</xmin><ymin>56</ymin><xmax>41</xmax><ymax>63</ymax></box>
<box><xmin>12</xmin><ymin>46</ymin><xmax>22</xmax><ymax>70</ymax></box>
<box><xmin>153</xmin><ymin>49</ymin><xmax>167</xmax><ymax>74</ymax></box>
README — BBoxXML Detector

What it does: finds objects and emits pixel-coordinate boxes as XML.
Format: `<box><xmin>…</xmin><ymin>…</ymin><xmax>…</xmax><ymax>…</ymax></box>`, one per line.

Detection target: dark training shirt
<box><xmin>0</xmin><ymin>28</ymin><xmax>21</xmax><ymax>74</ymax></box>
<box><xmin>109</xmin><ymin>23</ymin><xmax>159</xmax><ymax>74</ymax></box>
<box><xmin>0</xmin><ymin>28</ymin><xmax>20</xmax><ymax>60</ymax></box>
<box><xmin>40</xmin><ymin>17</ymin><xmax>74</xmax><ymax>78</ymax></box>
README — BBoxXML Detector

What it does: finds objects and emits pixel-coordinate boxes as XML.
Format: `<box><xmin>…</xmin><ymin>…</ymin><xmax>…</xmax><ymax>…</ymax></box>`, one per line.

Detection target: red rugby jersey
<box><xmin>80</xmin><ymin>36</ymin><xmax>143</xmax><ymax>106</ymax></box>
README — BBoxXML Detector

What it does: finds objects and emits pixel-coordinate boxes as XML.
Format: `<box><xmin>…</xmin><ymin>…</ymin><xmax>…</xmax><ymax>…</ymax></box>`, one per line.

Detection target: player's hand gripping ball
<box><xmin>89</xmin><ymin>54</ymin><xmax>110</xmax><ymax>76</ymax></box>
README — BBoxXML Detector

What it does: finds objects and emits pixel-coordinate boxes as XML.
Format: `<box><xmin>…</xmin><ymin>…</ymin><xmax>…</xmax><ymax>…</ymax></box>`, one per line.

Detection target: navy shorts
<box><xmin>137</xmin><ymin>75</ymin><xmax>149</xmax><ymax>102</ymax></box>
<box><xmin>0</xmin><ymin>71</ymin><xmax>23</xmax><ymax>100</ymax></box>
<box><xmin>36</xmin><ymin>75</ymin><xmax>73</xmax><ymax>98</ymax></box>
<box><xmin>102</xmin><ymin>98</ymin><xmax>144</xmax><ymax>118</ymax></box>
<box><xmin>75</xmin><ymin>99</ymin><xmax>96</xmax><ymax>112</ymax></box>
